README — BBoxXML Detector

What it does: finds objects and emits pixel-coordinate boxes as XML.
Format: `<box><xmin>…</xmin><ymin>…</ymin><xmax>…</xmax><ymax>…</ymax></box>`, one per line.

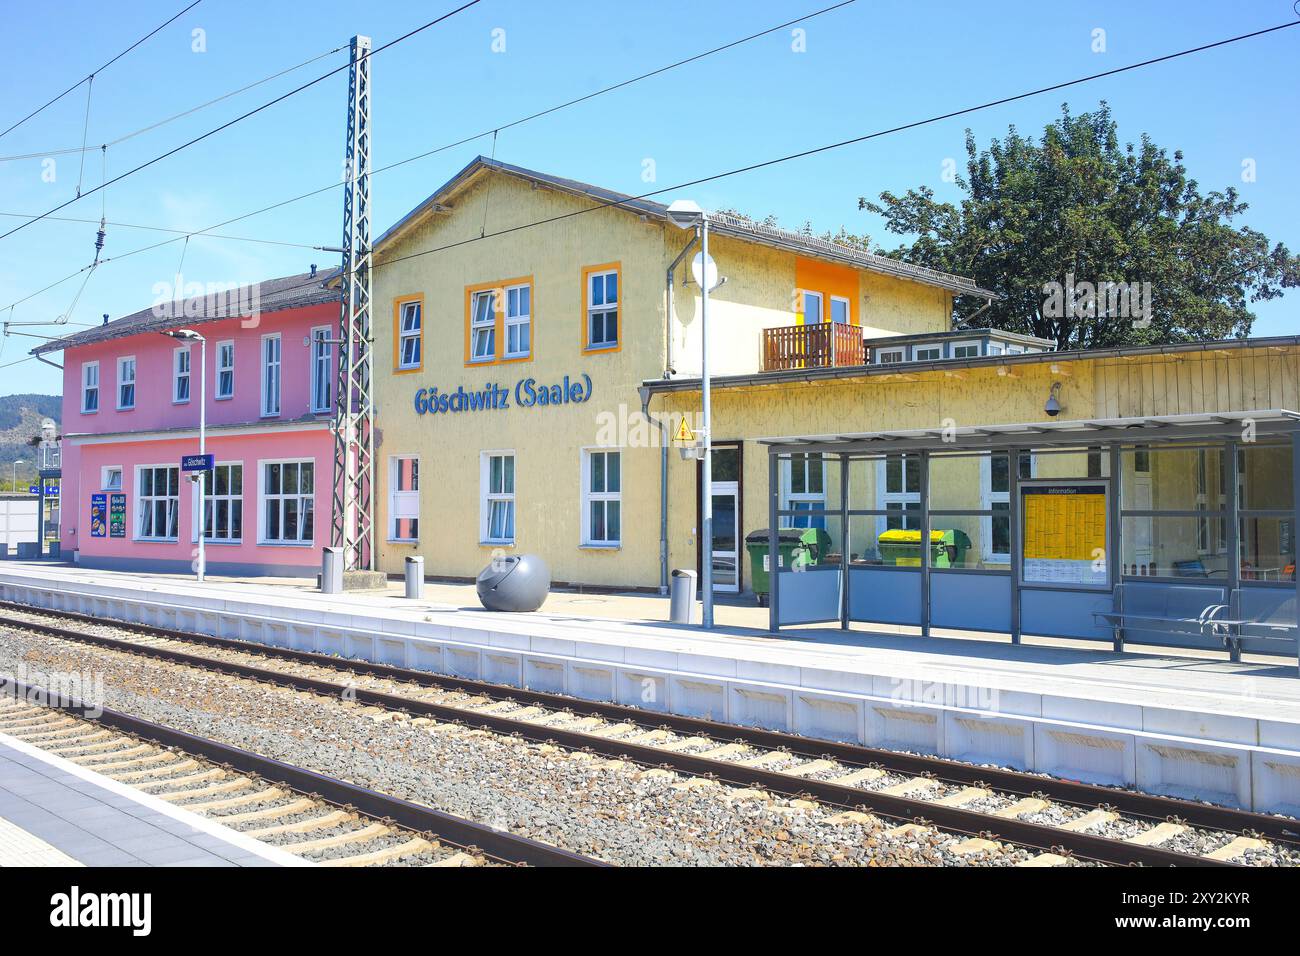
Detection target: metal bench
<box><xmin>1094</xmin><ymin>583</ymin><xmax>1298</xmax><ymax>667</ymax></box>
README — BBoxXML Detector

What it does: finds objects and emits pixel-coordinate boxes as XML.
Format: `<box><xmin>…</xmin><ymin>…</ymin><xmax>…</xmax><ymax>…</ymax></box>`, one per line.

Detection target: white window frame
<box><xmin>310</xmin><ymin>326</ymin><xmax>332</xmax><ymax>413</ymax></box>
<box><xmin>950</xmin><ymin>340</ymin><xmax>981</xmax><ymax>359</ymax></box>
<box><xmin>480</xmin><ymin>451</ymin><xmax>516</xmax><ymax>545</ymax></box>
<box><xmin>388</xmin><ymin>455</ymin><xmax>420</xmax><ymax>542</ymax></box>
<box><xmin>1004</xmin><ymin>344</ymin><xmax>1024</xmax><ymax>355</ymax></box>
<box><xmin>581</xmin><ymin>448</ymin><xmax>622</xmax><ymax>547</ymax></box>
<box><xmin>876</xmin><ymin>455</ymin><xmax>922</xmax><ymax>533</ymax></box>
<box><xmin>800</xmin><ymin>290</ymin><xmax>824</xmax><ymax>324</ymax></box>
<box><xmin>874</xmin><ymin>347</ymin><xmax>905</xmax><ymax>365</ymax></box>
<box><xmin>912</xmin><ymin>344</ymin><xmax>943</xmax><ymax>362</ymax></box>
<box><xmin>586</xmin><ymin>269</ymin><xmax>619</xmax><ymax>350</ymax></box>
<box><xmin>396</xmin><ymin>302</ymin><xmax>421</xmax><ymax>370</ymax></box>
<box><xmin>503</xmin><ymin>282</ymin><xmax>531</xmax><ymax>360</ymax></box>
<box><xmin>469</xmin><ymin>289</ymin><xmax>497</xmax><ymax>363</ymax></box>
<box><xmin>172</xmin><ymin>346</ymin><xmax>191</xmax><ymax>404</ymax></box>
<box><xmin>257</xmin><ymin>458</ymin><xmax>314</xmax><ymax>545</ymax></box>
<box><xmin>116</xmin><ymin>356</ymin><xmax>136</xmax><ymax>410</ymax></box>
<box><xmin>829</xmin><ymin>295</ymin><xmax>851</xmax><ymax>325</ymax></box>
<box><xmin>81</xmin><ymin>361</ymin><xmax>100</xmax><ymax>413</ymax></box>
<box><xmin>980</xmin><ymin>453</ymin><xmax>1038</xmax><ymax>562</ymax></box>
<box><xmin>101</xmin><ymin>465</ymin><xmax>123</xmax><ymax>492</ymax></box>
<box><xmin>987</xmin><ymin>342</ymin><xmax>1004</xmax><ymax>356</ymax></box>
<box><xmin>781</xmin><ymin>453</ymin><xmax>827</xmax><ymax>528</ymax></box>
<box><xmin>134</xmin><ymin>463</ymin><xmax>180</xmax><ymax>542</ymax></box>
<box><xmin>193</xmin><ymin>461</ymin><xmax>243</xmax><ymax>544</ymax></box>
<box><xmin>261</xmin><ymin>333</ymin><xmax>282</xmax><ymax>418</ymax></box>
<box><xmin>215</xmin><ymin>340</ymin><xmax>235</xmax><ymax>400</ymax></box>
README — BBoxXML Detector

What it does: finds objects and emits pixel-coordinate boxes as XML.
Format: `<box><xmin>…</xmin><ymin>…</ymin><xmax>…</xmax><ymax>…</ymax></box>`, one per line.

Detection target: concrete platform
<box><xmin>2</xmin><ymin>562</ymin><xmax>1300</xmax><ymax>814</ymax></box>
<box><xmin>0</xmin><ymin>730</ymin><xmax>307</xmax><ymax>867</ymax></box>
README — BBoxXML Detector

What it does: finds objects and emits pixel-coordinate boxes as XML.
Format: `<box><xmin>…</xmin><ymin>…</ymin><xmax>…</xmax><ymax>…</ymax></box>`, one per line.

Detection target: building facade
<box><xmin>36</xmin><ymin>273</ymin><xmax>340</xmax><ymax>576</ymax></box>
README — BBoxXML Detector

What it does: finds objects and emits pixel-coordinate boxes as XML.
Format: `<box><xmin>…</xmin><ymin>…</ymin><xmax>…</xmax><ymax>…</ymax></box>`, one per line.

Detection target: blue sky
<box><xmin>1</xmin><ymin>0</ymin><xmax>1296</xmax><ymax>395</ymax></box>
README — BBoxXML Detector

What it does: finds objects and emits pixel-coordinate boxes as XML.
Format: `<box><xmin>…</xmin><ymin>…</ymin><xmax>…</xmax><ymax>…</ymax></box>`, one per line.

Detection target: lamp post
<box><xmin>666</xmin><ymin>200</ymin><xmax>719</xmax><ymax>628</ymax></box>
<box><xmin>12</xmin><ymin>460</ymin><xmax>24</xmax><ymax>493</ymax></box>
<box><xmin>163</xmin><ymin>329</ymin><xmax>207</xmax><ymax>583</ymax></box>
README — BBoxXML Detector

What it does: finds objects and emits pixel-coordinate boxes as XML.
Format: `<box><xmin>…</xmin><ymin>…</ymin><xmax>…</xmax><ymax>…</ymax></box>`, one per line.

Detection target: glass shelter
<box><xmin>764</xmin><ymin>411</ymin><xmax>1299</xmax><ymax>671</ymax></box>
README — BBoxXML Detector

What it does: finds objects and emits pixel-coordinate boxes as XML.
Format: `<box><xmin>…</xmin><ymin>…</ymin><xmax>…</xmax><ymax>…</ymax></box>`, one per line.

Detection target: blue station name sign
<box><xmin>414</xmin><ymin>373</ymin><xmax>592</xmax><ymax>416</ymax></box>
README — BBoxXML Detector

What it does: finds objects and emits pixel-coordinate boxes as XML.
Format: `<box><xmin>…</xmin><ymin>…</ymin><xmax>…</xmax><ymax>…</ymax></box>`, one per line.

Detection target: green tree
<box><xmin>861</xmin><ymin>103</ymin><xmax>1298</xmax><ymax>349</ymax></box>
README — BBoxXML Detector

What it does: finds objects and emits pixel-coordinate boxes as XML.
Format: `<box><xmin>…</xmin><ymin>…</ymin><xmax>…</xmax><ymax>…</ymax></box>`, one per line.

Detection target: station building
<box><xmin>368</xmin><ymin>157</ymin><xmax>1297</xmax><ymax>658</ymax></box>
<box><xmin>35</xmin><ymin>273</ymin><xmax>340</xmax><ymax>576</ymax></box>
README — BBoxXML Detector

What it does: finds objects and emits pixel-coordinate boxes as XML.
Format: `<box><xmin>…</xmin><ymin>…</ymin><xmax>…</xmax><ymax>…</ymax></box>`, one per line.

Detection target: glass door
<box><xmin>710</xmin><ymin>482</ymin><xmax>739</xmax><ymax>593</ymax></box>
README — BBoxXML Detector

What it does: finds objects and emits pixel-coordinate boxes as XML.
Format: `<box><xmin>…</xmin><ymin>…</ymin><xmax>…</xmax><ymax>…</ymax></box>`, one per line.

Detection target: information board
<box><xmin>89</xmin><ymin>493</ymin><xmax>107</xmax><ymax>538</ymax></box>
<box><xmin>109</xmin><ymin>493</ymin><xmax>127</xmax><ymax>538</ymax></box>
<box><xmin>1021</xmin><ymin>482</ymin><xmax>1108</xmax><ymax>587</ymax></box>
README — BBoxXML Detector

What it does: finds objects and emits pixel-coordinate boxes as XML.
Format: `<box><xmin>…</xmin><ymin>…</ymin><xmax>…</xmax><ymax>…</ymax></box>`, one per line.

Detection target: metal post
<box><xmin>700</xmin><ymin>218</ymin><xmax>714</xmax><ymax>629</ymax></box>
<box><xmin>919</xmin><ymin>450</ymin><xmax>931</xmax><ymax>638</ymax></box>
<box><xmin>1108</xmin><ymin>443</ymin><xmax>1122</xmax><ymax>651</ymax></box>
<box><xmin>1226</xmin><ymin>440</ymin><xmax>1241</xmax><ymax>661</ymax></box>
<box><xmin>1293</xmin><ymin>430</ymin><xmax>1299</xmax><ymax>676</ymax></box>
<box><xmin>839</xmin><ymin>454</ymin><xmax>849</xmax><ymax>629</ymax></box>
<box><xmin>197</xmin><ymin>336</ymin><xmax>206</xmax><ymax>583</ymax></box>
<box><xmin>768</xmin><ymin>450</ymin><xmax>779</xmax><ymax>633</ymax></box>
<box><xmin>332</xmin><ymin>34</ymin><xmax>376</xmax><ymax>573</ymax></box>
<box><xmin>1009</xmin><ymin>446</ymin><xmax>1022</xmax><ymax>645</ymax></box>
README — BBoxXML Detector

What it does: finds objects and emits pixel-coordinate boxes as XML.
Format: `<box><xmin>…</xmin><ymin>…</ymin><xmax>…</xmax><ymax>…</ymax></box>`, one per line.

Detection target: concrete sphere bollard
<box><xmin>476</xmin><ymin>554</ymin><xmax>551</xmax><ymax>612</ymax></box>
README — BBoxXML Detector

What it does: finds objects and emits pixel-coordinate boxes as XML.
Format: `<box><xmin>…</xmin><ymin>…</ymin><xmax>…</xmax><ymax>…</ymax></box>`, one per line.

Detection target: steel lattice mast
<box><xmin>331</xmin><ymin>35</ymin><xmax>375</xmax><ymax>572</ymax></box>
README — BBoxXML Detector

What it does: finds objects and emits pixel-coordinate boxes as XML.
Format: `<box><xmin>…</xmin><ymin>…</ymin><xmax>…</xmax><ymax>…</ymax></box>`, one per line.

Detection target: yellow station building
<box><xmin>370</xmin><ymin>157</ymin><xmax>1297</xmax><ymax>652</ymax></box>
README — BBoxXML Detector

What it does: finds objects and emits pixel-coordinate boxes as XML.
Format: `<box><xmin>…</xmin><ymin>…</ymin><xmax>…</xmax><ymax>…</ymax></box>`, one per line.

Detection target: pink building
<box><xmin>33</xmin><ymin>272</ymin><xmax>341</xmax><ymax>576</ymax></box>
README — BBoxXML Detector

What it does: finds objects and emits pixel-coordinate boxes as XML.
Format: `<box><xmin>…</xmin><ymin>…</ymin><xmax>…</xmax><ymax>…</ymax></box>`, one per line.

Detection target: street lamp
<box><xmin>666</xmin><ymin>199</ymin><xmax>720</xmax><ymax>628</ymax></box>
<box><xmin>12</xmin><ymin>460</ymin><xmax>24</xmax><ymax>493</ymax></box>
<box><xmin>163</xmin><ymin>329</ymin><xmax>207</xmax><ymax>583</ymax></box>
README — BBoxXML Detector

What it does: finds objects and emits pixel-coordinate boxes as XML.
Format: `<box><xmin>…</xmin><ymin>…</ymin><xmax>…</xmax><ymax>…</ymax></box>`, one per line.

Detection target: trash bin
<box><xmin>745</xmin><ymin>529</ymin><xmax>807</xmax><ymax>606</ymax></box>
<box><xmin>876</xmin><ymin>528</ymin><xmax>972</xmax><ymax>567</ymax></box>
<box><xmin>669</xmin><ymin>568</ymin><xmax>698</xmax><ymax>624</ymax></box>
<box><xmin>320</xmin><ymin>546</ymin><xmax>343</xmax><ymax>594</ymax></box>
<box><xmin>404</xmin><ymin>555</ymin><xmax>424</xmax><ymax>599</ymax></box>
<box><xmin>476</xmin><ymin>554</ymin><xmax>550</xmax><ymax>612</ymax></box>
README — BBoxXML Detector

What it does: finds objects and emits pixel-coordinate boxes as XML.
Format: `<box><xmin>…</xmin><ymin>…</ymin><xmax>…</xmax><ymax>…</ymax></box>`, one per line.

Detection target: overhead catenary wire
<box><xmin>0</xmin><ymin>0</ymin><xmax>203</xmax><ymax>142</ymax></box>
<box><xmin>0</xmin><ymin>0</ymin><xmax>486</xmax><ymax>243</ymax></box>
<box><xmin>0</xmin><ymin>0</ymin><xmax>859</xmax><ymax>316</ymax></box>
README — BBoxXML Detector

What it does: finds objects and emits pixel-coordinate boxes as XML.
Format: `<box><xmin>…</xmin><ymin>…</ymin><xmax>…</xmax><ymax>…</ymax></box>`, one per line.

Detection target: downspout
<box><xmin>34</xmin><ymin>353</ymin><xmax>64</xmax><ymax>372</ymax></box>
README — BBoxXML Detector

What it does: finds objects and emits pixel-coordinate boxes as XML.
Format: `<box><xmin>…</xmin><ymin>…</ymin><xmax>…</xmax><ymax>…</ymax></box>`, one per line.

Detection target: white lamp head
<box><xmin>666</xmin><ymin>199</ymin><xmax>705</xmax><ymax>230</ymax></box>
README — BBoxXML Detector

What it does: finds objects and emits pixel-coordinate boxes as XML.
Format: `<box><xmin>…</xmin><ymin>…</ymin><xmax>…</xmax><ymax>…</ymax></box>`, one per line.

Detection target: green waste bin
<box><xmin>746</xmin><ymin>527</ymin><xmax>831</xmax><ymax>605</ymax></box>
<box><xmin>876</xmin><ymin>528</ymin><xmax>971</xmax><ymax>568</ymax></box>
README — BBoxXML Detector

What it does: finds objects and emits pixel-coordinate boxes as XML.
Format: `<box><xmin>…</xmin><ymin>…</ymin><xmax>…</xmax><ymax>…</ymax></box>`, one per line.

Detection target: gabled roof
<box><xmin>374</xmin><ymin>156</ymin><xmax>998</xmax><ymax>299</ymax></box>
<box><xmin>31</xmin><ymin>271</ymin><xmax>339</xmax><ymax>356</ymax></box>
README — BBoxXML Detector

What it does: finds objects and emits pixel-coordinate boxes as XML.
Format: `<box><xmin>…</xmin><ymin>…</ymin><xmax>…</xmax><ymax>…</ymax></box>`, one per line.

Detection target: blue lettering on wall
<box><xmin>415</xmin><ymin>374</ymin><xmax>592</xmax><ymax>416</ymax></box>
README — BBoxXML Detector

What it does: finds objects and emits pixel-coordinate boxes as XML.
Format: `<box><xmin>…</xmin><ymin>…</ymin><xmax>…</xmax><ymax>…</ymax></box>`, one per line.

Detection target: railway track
<box><xmin>3</xmin><ymin>599</ymin><xmax>1296</xmax><ymax>868</ymax></box>
<box><xmin>0</xmin><ymin>679</ymin><xmax>604</xmax><ymax>868</ymax></box>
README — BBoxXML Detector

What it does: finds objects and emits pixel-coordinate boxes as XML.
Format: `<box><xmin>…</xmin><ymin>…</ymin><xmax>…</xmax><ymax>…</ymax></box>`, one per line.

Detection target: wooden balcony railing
<box><xmin>762</xmin><ymin>321</ymin><xmax>865</xmax><ymax>372</ymax></box>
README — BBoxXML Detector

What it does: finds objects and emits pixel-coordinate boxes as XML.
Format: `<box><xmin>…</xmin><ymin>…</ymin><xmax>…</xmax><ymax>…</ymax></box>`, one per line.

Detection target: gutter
<box><xmin>641</xmin><ymin>334</ymin><xmax>1300</xmax><ymax>395</ymax></box>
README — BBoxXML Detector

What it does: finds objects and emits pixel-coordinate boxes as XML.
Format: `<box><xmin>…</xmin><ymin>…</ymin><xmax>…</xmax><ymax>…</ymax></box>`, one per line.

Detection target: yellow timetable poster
<box><xmin>1022</xmin><ymin>483</ymin><xmax>1108</xmax><ymax>586</ymax></box>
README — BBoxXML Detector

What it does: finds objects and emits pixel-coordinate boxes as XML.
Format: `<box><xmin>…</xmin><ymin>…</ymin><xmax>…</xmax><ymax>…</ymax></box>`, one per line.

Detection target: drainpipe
<box><xmin>665</xmin><ymin>235</ymin><xmax>698</xmax><ymax>378</ymax></box>
<box><xmin>639</xmin><ymin>386</ymin><xmax>670</xmax><ymax>595</ymax></box>
<box><xmin>34</xmin><ymin>354</ymin><xmax>64</xmax><ymax>372</ymax></box>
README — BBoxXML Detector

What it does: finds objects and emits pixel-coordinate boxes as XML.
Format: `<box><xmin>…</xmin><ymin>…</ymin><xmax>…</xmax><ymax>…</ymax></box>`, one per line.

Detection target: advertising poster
<box><xmin>1022</xmin><ymin>482</ymin><xmax>1108</xmax><ymax>586</ymax></box>
<box><xmin>89</xmin><ymin>493</ymin><xmax>107</xmax><ymax>538</ymax></box>
<box><xmin>109</xmin><ymin>493</ymin><xmax>127</xmax><ymax>538</ymax></box>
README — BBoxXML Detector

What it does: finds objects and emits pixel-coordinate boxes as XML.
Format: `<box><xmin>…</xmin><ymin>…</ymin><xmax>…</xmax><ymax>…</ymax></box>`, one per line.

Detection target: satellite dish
<box><xmin>691</xmin><ymin>252</ymin><xmax>719</xmax><ymax>292</ymax></box>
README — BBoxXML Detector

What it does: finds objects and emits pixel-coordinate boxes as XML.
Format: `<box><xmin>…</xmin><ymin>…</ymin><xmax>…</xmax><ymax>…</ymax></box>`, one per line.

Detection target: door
<box><xmin>697</xmin><ymin>443</ymin><xmax>743</xmax><ymax>594</ymax></box>
<box><xmin>1129</xmin><ymin>450</ymin><xmax>1153</xmax><ymax>574</ymax></box>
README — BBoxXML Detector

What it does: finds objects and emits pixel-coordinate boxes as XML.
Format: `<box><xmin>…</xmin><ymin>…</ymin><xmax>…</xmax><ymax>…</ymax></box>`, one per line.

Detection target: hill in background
<box><xmin>0</xmin><ymin>394</ymin><xmax>60</xmax><ymax>489</ymax></box>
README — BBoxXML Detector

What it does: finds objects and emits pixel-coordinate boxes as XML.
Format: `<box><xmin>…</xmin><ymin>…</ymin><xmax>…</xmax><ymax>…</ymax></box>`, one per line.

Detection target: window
<box><xmin>913</xmin><ymin>344</ymin><xmax>942</xmax><ymax>362</ymax></box>
<box><xmin>173</xmin><ymin>347</ymin><xmax>191</xmax><ymax>403</ymax></box>
<box><xmin>469</xmin><ymin>289</ymin><xmax>496</xmax><ymax>362</ymax></box>
<box><xmin>101</xmin><ymin>466</ymin><xmax>122</xmax><ymax>492</ymax></box>
<box><xmin>467</xmin><ymin>278</ymin><xmax>533</xmax><ymax>365</ymax></box>
<box><xmin>117</xmin><ymin>356</ymin><xmax>136</xmax><ymax>410</ymax></box>
<box><xmin>983</xmin><ymin>453</ymin><xmax>1035</xmax><ymax>561</ymax></box>
<box><xmin>951</xmin><ymin>341</ymin><xmax>981</xmax><ymax>359</ymax></box>
<box><xmin>481</xmin><ymin>452</ymin><xmax>515</xmax><ymax>544</ymax></box>
<box><xmin>261</xmin><ymin>334</ymin><xmax>281</xmax><ymax>417</ymax></box>
<box><xmin>261</xmin><ymin>460</ymin><xmax>313</xmax><ymax>544</ymax></box>
<box><xmin>881</xmin><ymin>454</ymin><xmax>921</xmax><ymax>531</ymax></box>
<box><xmin>582</xmin><ymin>450</ymin><xmax>621</xmax><ymax>545</ymax></box>
<box><xmin>216</xmin><ymin>341</ymin><xmax>234</xmax><ymax>400</ymax></box>
<box><xmin>874</xmin><ymin>347</ymin><xmax>905</xmax><ymax>365</ymax></box>
<box><xmin>585</xmin><ymin>266</ymin><xmax>619</xmax><ymax>350</ymax></box>
<box><xmin>389</xmin><ymin>456</ymin><xmax>419</xmax><ymax>541</ymax></box>
<box><xmin>987</xmin><ymin>343</ymin><xmax>1004</xmax><ymax>356</ymax></box>
<box><xmin>783</xmin><ymin>453</ymin><xmax>826</xmax><ymax>529</ymax></box>
<box><xmin>503</xmin><ymin>284</ymin><xmax>531</xmax><ymax>359</ymax></box>
<box><xmin>310</xmin><ymin>327</ymin><xmax>332</xmax><ymax>412</ymax></box>
<box><xmin>136</xmin><ymin>465</ymin><xmax>179</xmax><ymax>541</ymax></box>
<box><xmin>201</xmin><ymin>464</ymin><xmax>243</xmax><ymax>542</ymax></box>
<box><xmin>830</xmin><ymin>295</ymin><xmax>850</xmax><ymax>325</ymax></box>
<box><xmin>395</xmin><ymin>300</ymin><xmax>422</xmax><ymax>371</ymax></box>
<box><xmin>800</xmin><ymin>290</ymin><xmax>823</xmax><ymax>324</ymax></box>
<box><xmin>81</xmin><ymin>362</ymin><xmax>100</xmax><ymax>413</ymax></box>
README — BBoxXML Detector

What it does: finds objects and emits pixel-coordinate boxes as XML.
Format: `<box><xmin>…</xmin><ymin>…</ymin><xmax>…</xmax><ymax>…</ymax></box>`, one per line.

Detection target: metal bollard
<box><xmin>669</xmin><ymin>568</ymin><xmax>698</xmax><ymax>625</ymax></box>
<box><xmin>404</xmin><ymin>555</ymin><xmax>424</xmax><ymax>599</ymax></box>
<box><xmin>320</xmin><ymin>546</ymin><xmax>343</xmax><ymax>594</ymax></box>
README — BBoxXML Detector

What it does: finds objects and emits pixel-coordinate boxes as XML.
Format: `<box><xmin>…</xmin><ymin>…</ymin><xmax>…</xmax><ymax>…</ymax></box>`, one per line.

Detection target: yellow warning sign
<box><xmin>673</xmin><ymin>418</ymin><xmax>695</xmax><ymax>444</ymax></box>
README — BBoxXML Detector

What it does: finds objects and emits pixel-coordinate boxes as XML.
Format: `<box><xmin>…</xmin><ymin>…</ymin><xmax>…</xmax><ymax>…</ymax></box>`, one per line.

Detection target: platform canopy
<box><xmin>760</xmin><ymin>409</ymin><xmax>1300</xmax><ymax>455</ymax></box>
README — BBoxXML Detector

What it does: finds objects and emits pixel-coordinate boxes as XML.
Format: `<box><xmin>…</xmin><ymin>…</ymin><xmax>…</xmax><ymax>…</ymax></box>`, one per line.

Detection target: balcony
<box><xmin>762</xmin><ymin>321</ymin><xmax>865</xmax><ymax>372</ymax></box>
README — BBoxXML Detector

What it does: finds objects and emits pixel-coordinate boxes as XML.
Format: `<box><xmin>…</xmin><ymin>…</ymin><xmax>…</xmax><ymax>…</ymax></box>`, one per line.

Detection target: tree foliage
<box><xmin>861</xmin><ymin>103</ymin><xmax>1298</xmax><ymax>349</ymax></box>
